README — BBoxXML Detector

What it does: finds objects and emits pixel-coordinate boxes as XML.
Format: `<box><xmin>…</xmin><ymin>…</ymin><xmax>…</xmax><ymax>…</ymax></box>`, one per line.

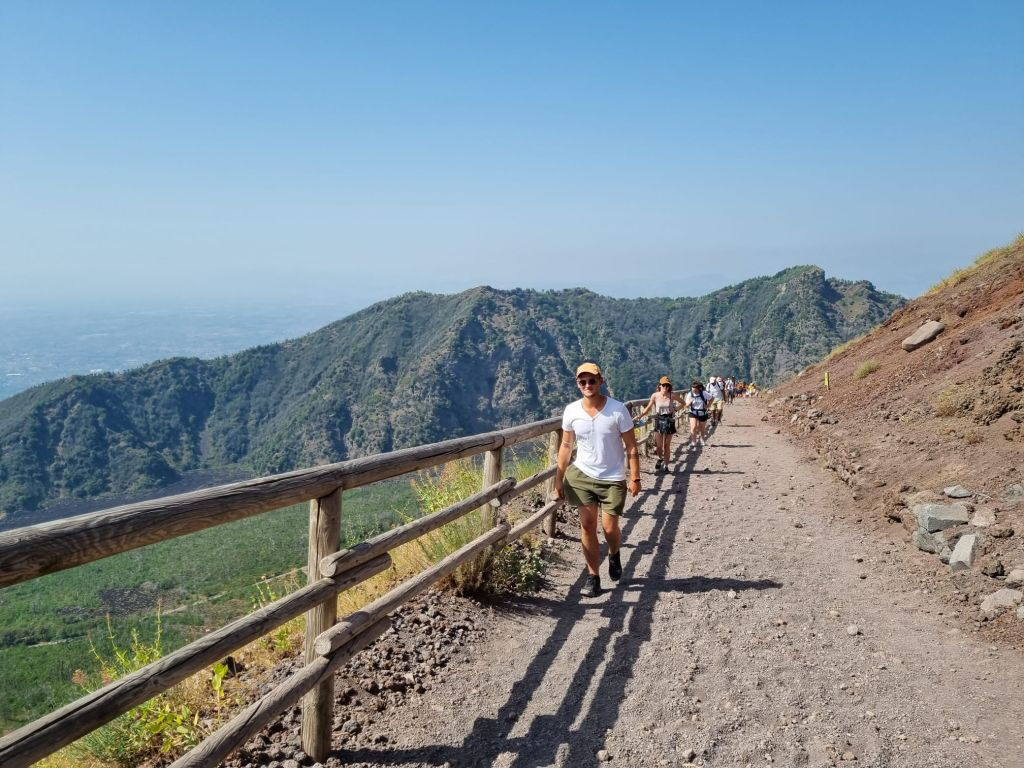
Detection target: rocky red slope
<box><xmin>764</xmin><ymin>235</ymin><xmax>1024</xmax><ymax>644</ymax></box>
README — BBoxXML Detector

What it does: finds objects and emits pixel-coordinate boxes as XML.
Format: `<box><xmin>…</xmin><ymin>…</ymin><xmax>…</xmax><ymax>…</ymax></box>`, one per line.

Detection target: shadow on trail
<box><xmin>333</xmin><ymin>436</ymin><xmax>775</xmax><ymax>767</ymax></box>
<box><xmin>624</xmin><ymin>576</ymin><xmax>782</xmax><ymax>594</ymax></box>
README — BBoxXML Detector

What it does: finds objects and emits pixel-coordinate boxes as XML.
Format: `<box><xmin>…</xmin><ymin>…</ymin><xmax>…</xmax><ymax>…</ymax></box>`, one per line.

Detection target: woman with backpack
<box><xmin>637</xmin><ymin>375</ymin><xmax>685</xmax><ymax>471</ymax></box>
<box><xmin>685</xmin><ymin>380</ymin><xmax>712</xmax><ymax>449</ymax></box>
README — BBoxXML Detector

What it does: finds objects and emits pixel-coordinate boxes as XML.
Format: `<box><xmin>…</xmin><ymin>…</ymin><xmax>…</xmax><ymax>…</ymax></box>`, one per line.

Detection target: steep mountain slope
<box><xmin>0</xmin><ymin>267</ymin><xmax>902</xmax><ymax>521</ymax></box>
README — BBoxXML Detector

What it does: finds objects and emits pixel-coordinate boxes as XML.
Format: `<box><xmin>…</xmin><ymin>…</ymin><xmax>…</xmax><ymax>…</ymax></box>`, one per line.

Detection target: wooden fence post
<box><xmin>301</xmin><ymin>488</ymin><xmax>342</xmax><ymax>761</ymax></box>
<box><xmin>480</xmin><ymin>448</ymin><xmax>503</xmax><ymax>525</ymax></box>
<box><xmin>543</xmin><ymin>429</ymin><xmax>562</xmax><ymax>537</ymax></box>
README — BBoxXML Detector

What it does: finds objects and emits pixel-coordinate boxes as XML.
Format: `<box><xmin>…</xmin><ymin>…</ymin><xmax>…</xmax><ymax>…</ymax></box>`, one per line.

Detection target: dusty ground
<box><xmin>233</xmin><ymin>400</ymin><xmax>1024</xmax><ymax>768</ymax></box>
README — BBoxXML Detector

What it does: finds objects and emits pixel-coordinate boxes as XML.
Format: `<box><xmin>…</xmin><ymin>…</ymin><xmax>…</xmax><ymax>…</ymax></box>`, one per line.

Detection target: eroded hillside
<box><xmin>766</xmin><ymin>235</ymin><xmax>1024</xmax><ymax>644</ymax></box>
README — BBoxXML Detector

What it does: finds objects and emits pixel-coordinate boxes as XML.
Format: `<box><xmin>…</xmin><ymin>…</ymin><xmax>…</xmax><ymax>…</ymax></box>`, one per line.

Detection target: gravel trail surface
<box><xmin>247</xmin><ymin>401</ymin><xmax>1024</xmax><ymax>768</ymax></box>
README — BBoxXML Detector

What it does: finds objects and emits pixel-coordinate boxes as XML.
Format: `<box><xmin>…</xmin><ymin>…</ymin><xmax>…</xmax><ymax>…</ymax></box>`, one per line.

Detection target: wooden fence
<box><xmin>0</xmin><ymin>399</ymin><xmax>663</xmax><ymax>767</ymax></box>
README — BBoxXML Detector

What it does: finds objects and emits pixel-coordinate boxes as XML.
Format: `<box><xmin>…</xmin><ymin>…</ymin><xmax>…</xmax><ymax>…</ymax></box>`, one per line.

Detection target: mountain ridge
<box><xmin>0</xmin><ymin>266</ymin><xmax>903</xmax><ymax>521</ymax></box>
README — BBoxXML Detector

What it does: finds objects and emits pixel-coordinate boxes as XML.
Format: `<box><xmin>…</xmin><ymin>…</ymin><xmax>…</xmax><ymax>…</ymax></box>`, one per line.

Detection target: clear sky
<box><xmin>1</xmin><ymin>1</ymin><xmax>1021</xmax><ymax>309</ymax></box>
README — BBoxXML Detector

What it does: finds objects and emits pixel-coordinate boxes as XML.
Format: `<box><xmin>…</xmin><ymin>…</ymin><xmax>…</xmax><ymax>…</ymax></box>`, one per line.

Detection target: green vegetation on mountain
<box><xmin>0</xmin><ymin>268</ymin><xmax>902</xmax><ymax>521</ymax></box>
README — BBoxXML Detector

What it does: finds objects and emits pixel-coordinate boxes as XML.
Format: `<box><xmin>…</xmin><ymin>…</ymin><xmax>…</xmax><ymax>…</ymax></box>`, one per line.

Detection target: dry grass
<box><xmin>824</xmin><ymin>330</ymin><xmax>871</xmax><ymax>362</ymax></box>
<box><xmin>933</xmin><ymin>386</ymin><xmax>959</xmax><ymax>418</ymax></box>
<box><xmin>926</xmin><ymin>232</ymin><xmax>1024</xmax><ymax>296</ymax></box>
<box><xmin>853</xmin><ymin>360</ymin><xmax>880</xmax><ymax>380</ymax></box>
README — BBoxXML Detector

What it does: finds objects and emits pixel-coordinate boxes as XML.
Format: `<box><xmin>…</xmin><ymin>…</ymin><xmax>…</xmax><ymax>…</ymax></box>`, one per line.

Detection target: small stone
<box><xmin>841</xmin><ymin>751</ymin><xmax>858</xmax><ymax>761</ymax></box>
<box><xmin>979</xmin><ymin>589</ymin><xmax>1023</xmax><ymax>616</ymax></box>
<box><xmin>980</xmin><ymin>556</ymin><xmax>1004</xmax><ymax>578</ymax></box>
<box><xmin>597</xmin><ymin>749</ymin><xmax>611</xmax><ymax>762</ymax></box>
<box><xmin>282</xmin><ymin>760</ymin><xmax>301</xmax><ymax>768</ymax></box>
<box><xmin>728</xmin><ymin>589</ymin><xmax>739</xmax><ymax>599</ymax></box>
<box><xmin>971</xmin><ymin>508</ymin><xmax>996</xmax><ymax>527</ymax></box>
<box><xmin>990</xmin><ymin>525</ymin><xmax>1014</xmax><ymax>539</ymax></box>
<box><xmin>681</xmin><ymin>748</ymin><xmax>697</xmax><ymax>761</ymax></box>
<box><xmin>847</xmin><ymin>625</ymin><xmax>861</xmax><ymax>636</ymax></box>
<box><xmin>939</xmin><ymin>547</ymin><xmax>953</xmax><ymax>564</ymax></box>
<box><xmin>912</xmin><ymin>530</ymin><xmax>946</xmax><ymax>554</ymax></box>
<box><xmin>944</xmin><ymin>485</ymin><xmax>973</xmax><ymax>498</ymax></box>
<box><xmin>1005</xmin><ymin>568</ymin><xmax>1024</xmax><ymax>586</ymax></box>
<box><xmin>949</xmin><ymin>534</ymin><xmax>979</xmax><ymax>572</ymax></box>
<box><xmin>915</xmin><ymin>503</ymin><xmax>971</xmax><ymax>532</ymax></box>
<box><xmin>1003</xmin><ymin>483</ymin><xmax>1024</xmax><ymax>503</ymax></box>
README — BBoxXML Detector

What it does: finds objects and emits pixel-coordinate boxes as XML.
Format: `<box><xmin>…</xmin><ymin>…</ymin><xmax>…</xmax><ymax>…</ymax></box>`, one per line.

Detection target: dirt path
<box><xmin>297</xmin><ymin>401</ymin><xmax>1024</xmax><ymax>768</ymax></box>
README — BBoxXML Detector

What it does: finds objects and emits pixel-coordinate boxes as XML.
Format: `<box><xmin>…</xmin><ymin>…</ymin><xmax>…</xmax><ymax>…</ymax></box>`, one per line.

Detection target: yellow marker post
<box><xmin>824</xmin><ymin>371</ymin><xmax>830</xmax><ymax>391</ymax></box>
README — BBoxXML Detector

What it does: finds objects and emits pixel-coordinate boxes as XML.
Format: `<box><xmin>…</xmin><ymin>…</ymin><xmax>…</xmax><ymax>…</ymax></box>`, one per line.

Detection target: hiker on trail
<box><xmin>637</xmin><ymin>375</ymin><xmax>685</xmax><ymax>472</ymax></box>
<box><xmin>685</xmin><ymin>380</ymin><xmax>712</xmax><ymax>449</ymax></box>
<box><xmin>707</xmin><ymin>376</ymin><xmax>726</xmax><ymax>425</ymax></box>
<box><xmin>552</xmin><ymin>362</ymin><xmax>641</xmax><ymax>598</ymax></box>
<box><xmin>725</xmin><ymin>376</ymin><xmax>736</xmax><ymax>404</ymax></box>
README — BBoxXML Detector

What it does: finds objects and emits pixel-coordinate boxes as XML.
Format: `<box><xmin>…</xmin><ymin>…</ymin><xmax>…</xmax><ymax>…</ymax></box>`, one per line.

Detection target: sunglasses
<box><xmin>660</xmin><ymin>383</ymin><xmax>671</xmax><ymax>388</ymax></box>
<box><xmin>577</xmin><ymin>378</ymin><xmax>599</xmax><ymax>387</ymax></box>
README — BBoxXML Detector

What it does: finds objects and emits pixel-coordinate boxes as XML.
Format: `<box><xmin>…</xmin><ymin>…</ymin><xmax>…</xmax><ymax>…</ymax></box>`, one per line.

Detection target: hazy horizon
<box><xmin>2</xmin><ymin>2</ymin><xmax>1022</xmax><ymax>308</ymax></box>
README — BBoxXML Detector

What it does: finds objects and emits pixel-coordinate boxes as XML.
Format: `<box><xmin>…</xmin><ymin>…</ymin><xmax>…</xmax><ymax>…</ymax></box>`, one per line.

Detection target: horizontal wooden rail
<box><xmin>169</xmin><ymin>618</ymin><xmax>391</xmax><ymax>768</ymax></box>
<box><xmin>497</xmin><ymin>466</ymin><xmax>555</xmax><ymax>505</ymax></box>
<box><xmin>315</xmin><ymin>523</ymin><xmax>510</xmax><ymax>657</ymax></box>
<box><xmin>0</xmin><ymin>417</ymin><xmax>560</xmax><ymax>589</ymax></box>
<box><xmin>320</xmin><ymin>478</ymin><xmax>516</xmax><ymax>577</ymax></box>
<box><xmin>0</xmin><ymin>555</ymin><xmax>392</xmax><ymax>768</ymax></box>
<box><xmin>0</xmin><ymin>395</ymin><xmax>651</xmax><ymax>766</ymax></box>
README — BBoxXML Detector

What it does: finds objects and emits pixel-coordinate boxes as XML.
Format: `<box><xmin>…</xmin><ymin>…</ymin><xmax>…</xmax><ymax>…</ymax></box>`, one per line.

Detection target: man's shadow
<box><xmin>334</xmin><ymin>438</ymin><xmax>781</xmax><ymax>767</ymax></box>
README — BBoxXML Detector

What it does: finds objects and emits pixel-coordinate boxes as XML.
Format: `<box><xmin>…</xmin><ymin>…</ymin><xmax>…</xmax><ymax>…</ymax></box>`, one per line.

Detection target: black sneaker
<box><xmin>655</xmin><ymin>458</ymin><xmax>663</xmax><ymax>471</ymax></box>
<box><xmin>581</xmin><ymin>574</ymin><xmax>602</xmax><ymax>597</ymax></box>
<box><xmin>608</xmin><ymin>551</ymin><xmax>622</xmax><ymax>581</ymax></box>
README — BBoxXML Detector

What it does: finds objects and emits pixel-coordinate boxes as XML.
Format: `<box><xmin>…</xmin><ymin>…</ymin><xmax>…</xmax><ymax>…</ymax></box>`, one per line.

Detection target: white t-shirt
<box><xmin>686</xmin><ymin>391</ymin><xmax>710</xmax><ymax>412</ymax></box>
<box><xmin>561</xmin><ymin>397</ymin><xmax>634</xmax><ymax>481</ymax></box>
<box><xmin>707</xmin><ymin>383</ymin><xmax>724</xmax><ymax>401</ymax></box>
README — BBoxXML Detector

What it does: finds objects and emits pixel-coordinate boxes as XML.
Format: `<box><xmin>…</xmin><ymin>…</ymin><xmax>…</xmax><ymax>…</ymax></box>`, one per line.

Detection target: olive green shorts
<box><xmin>564</xmin><ymin>464</ymin><xmax>627</xmax><ymax>516</ymax></box>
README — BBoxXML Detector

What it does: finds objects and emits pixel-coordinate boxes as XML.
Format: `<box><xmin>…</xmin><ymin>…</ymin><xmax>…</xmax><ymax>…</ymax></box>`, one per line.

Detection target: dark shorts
<box><xmin>564</xmin><ymin>464</ymin><xmax>627</xmax><ymax>516</ymax></box>
<box><xmin>689</xmin><ymin>412</ymin><xmax>709</xmax><ymax>422</ymax></box>
<box><xmin>653</xmin><ymin>414</ymin><xmax>676</xmax><ymax>434</ymax></box>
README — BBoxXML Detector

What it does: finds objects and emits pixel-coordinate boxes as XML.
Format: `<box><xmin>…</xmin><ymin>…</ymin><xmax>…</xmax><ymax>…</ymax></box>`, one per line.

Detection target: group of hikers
<box><xmin>551</xmin><ymin>362</ymin><xmax>739</xmax><ymax>597</ymax></box>
<box><xmin>635</xmin><ymin>373</ymin><xmax>738</xmax><ymax>471</ymax></box>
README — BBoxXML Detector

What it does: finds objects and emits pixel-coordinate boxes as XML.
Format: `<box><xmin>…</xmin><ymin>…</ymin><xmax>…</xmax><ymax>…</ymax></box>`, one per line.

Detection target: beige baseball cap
<box><xmin>576</xmin><ymin>362</ymin><xmax>602</xmax><ymax>377</ymax></box>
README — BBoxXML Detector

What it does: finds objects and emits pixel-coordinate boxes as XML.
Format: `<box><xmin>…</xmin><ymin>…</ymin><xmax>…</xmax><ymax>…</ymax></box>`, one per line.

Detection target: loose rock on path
<box><xmin>236</xmin><ymin>401</ymin><xmax>1024</xmax><ymax>768</ymax></box>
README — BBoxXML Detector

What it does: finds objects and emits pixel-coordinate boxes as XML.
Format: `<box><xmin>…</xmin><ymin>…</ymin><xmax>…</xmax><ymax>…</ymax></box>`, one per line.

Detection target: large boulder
<box><xmin>914</xmin><ymin>503</ymin><xmax>971</xmax><ymax>532</ymax></box>
<box><xmin>902</xmin><ymin>320</ymin><xmax>945</xmax><ymax>351</ymax></box>
<box><xmin>949</xmin><ymin>534</ymin><xmax>979</xmax><ymax>572</ymax></box>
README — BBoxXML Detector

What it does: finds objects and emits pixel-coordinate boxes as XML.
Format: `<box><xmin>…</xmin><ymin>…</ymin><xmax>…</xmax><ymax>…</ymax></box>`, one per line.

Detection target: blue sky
<box><xmin>1</xmin><ymin>1</ymin><xmax>1021</xmax><ymax>309</ymax></box>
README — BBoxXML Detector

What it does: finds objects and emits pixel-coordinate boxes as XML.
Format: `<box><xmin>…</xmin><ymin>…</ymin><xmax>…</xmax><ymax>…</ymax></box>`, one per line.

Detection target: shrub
<box><xmin>68</xmin><ymin>611</ymin><xmax>203</xmax><ymax>767</ymax></box>
<box><xmin>487</xmin><ymin>539</ymin><xmax>548</xmax><ymax>594</ymax></box>
<box><xmin>853</xmin><ymin>360</ymin><xmax>880</xmax><ymax>379</ymax></box>
<box><xmin>409</xmin><ymin>442</ymin><xmax>551</xmax><ymax>594</ymax></box>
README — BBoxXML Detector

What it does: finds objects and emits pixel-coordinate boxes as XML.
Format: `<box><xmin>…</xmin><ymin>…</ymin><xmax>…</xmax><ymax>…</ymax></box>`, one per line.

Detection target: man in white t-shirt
<box><xmin>552</xmin><ymin>362</ymin><xmax>641</xmax><ymax>597</ymax></box>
